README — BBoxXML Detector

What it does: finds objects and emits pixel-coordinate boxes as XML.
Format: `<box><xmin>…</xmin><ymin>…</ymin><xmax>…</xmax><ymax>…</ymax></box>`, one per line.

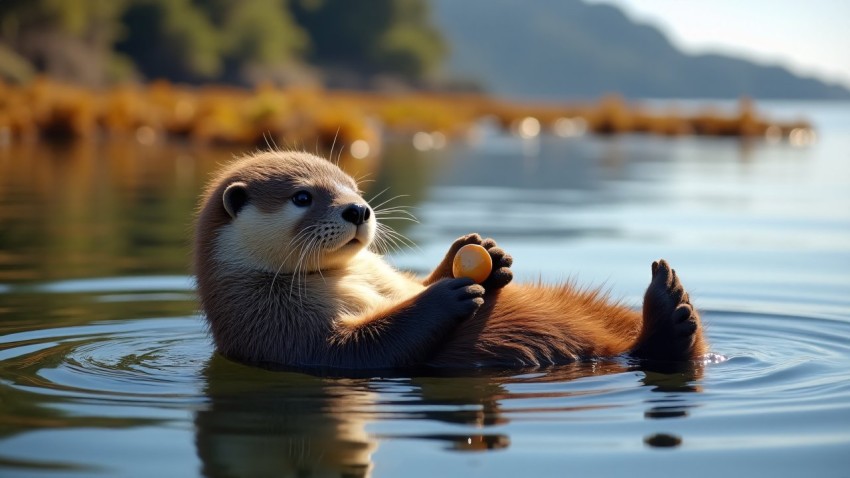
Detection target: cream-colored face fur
<box><xmin>214</xmin><ymin>185</ymin><xmax>376</xmax><ymax>274</ymax></box>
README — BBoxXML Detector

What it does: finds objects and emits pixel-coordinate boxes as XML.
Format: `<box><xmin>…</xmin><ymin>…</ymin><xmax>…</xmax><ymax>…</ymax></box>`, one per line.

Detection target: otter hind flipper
<box><xmin>631</xmin><ymin>259</ymin><xmax>707</xmax><ymax>361</ymax></box>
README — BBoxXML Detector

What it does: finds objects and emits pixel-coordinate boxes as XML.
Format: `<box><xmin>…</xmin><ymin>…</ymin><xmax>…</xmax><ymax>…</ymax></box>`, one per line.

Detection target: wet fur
<box><xmin>194</xmin><ymin>151</ymin><xmax>708</xmax><ymax>369</ymax></box>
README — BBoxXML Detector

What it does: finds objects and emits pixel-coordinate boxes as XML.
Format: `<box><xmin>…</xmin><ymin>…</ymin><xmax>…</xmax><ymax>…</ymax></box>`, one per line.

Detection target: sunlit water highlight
<box><xmin>0</xmin><ymin>102</ymin><xmax>848</xmax><ymax>477</ymax></box>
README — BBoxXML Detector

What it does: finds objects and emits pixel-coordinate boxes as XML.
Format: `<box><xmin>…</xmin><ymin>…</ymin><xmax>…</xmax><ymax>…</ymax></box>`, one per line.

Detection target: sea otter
<box><xmin>194</xmin><ymin>151</ymin><xmax>708</xmax><ymax>369</ymax></box>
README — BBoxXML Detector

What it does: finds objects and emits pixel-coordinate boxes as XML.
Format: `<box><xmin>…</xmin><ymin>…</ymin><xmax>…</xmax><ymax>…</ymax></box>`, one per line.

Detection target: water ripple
<box><xmin>0</xmin><ymin>316</ymin><xmax>210</xmax><ymax>403</ymax></box>
<box><xmin>0</xmin><ymin>306</ymin><xmax>849</xmax><ymax>427</ymax></box>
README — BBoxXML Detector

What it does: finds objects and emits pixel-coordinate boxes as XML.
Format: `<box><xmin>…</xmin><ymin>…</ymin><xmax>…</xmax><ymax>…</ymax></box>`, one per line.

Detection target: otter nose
<box><xmin>341</xmin><ymin>204</ymin><xmax>371</xmax><ymax>225</ymax></box>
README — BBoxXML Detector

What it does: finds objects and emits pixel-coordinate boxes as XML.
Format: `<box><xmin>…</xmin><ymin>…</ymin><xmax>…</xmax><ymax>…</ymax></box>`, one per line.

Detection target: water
<box><xmin>1</xmin><ymin>102</ymin><xmax>849</xmax><ymax>477</ymax></box>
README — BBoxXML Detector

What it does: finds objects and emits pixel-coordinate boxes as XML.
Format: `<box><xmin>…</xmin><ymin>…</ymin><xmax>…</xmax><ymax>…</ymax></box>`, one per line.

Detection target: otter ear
<box><xmin>222</xmin><ymin>182</ymin><xmax>249</xmax><ymax>218</ymax></box>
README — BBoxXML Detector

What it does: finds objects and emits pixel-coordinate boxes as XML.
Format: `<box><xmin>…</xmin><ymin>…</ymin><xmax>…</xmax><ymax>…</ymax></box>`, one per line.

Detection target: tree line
<box><xmin>0</xmin><ymin>0</ymin><xmax>446</xmax><ymax>87</ymax></box>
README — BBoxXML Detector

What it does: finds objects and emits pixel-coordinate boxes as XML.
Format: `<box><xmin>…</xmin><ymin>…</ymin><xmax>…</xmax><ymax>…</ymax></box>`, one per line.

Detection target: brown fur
<box><xmin>194</xmin><ymin>151</ymin><xmax>708</xmax><ymax>370</ymax></box>
<box><xmin>432</xmin><ymin>285</ymin><xmax>643</xmax><ymax>366</ymax></box>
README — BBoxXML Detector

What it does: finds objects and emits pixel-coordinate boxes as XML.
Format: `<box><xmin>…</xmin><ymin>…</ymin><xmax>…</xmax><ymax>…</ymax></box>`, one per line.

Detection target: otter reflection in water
<box><xmin>194</xmin><ymin>356</ymin><xmax>703</xmax><ymax>477</ymax></box>
<box><xmin>195</xmin><ymin>355</ymin><xmax>378</xmax><ymax>478</ymax></box>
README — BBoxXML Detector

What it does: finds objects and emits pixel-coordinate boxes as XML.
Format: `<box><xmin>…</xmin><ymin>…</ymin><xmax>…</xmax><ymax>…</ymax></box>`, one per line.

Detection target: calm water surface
<box><xmin>1</xmin><ymin>102</ymin><xmax>849</xmax><ymax>477</ymax></box>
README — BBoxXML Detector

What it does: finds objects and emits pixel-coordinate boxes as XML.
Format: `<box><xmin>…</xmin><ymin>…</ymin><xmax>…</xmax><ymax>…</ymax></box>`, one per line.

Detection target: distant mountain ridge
<box><xmin>432</xmin><ymin>0</ymin><xmax>850</xmax><ymax>100</ymax></box>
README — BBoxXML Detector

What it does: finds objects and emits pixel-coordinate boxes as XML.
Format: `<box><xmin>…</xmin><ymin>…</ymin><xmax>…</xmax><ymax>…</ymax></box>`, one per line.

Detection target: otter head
<box><xmin>197</xmin><ymin>151</ymin><xmax>375</xmax><ymax>275</ymax></box>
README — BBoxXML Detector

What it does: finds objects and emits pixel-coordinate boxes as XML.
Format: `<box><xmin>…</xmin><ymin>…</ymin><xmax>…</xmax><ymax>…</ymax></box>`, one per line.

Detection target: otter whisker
<box><xmin>370</xmin><ymin>226</ymin><xmax>393</xmax><ymax>255</ymax></box>
<box><xmin>290</xmin><ymin>235</ymin><xmax>319</xmax><ymax>306</ymax></box>
<box><xmin>374</xmin><ymin>207</ymin><xmax>418</xmax><ymax>218</ymax></box>
<box><xmin>374</xmin><ymin>204</ymin><xmax>416</xmax><ymax>212</ymax></box>
<box><xmin>374</xmin><ymin>216</ymin><xmax>420</xmax><ymax>223</ymax></box>
<box><xmin>381</xmin><ymin>235</ymin><xmax>402</xmax><ymax>255</ymax></box>
<box><xmin>370</xmin><ymin>194</ymin><xmax>410</xmax><ymax>212</ymax></box>
<box><xmin>374</xmin><ymin>222</ymin><xmax>420</xmax><ymax>255</ymax></box>
<box><xmin>375</xmin><ymin>207</ymin><xmax>415</xmax><ymax>223</ymax></box>
<box><xmin>271</xmin><ymin>224</ymin><xmax>319</xmax><ymax>293</ymax></box>
<box><xmin>353</xmin><ymin>174</ymin><xmax>375</xmax><ymax>194</ymax></box>
<box><xmin>329</xmin><ymin>128</ymin><xmax>340</xmax><ymax>165</ymax></box>
<box><xmin>314</xmin><ymin>243</ymin><xmax>326</xmax><ymax>286</ymax></box>
<box><xmin>291</xmin><ymin>248</ymin><xmax>309</xmax><ymax>309</ymax></box>
<box><xmin>262</xmin><ymin>131</ymin><xmax>278</xmax><ymax>152</ymax></box>
<box><xmin>377</xmin><ymin>233</ymin><xmax>407</xmax><ymax>256</ymax></box>
<box><xmin>355</xmin><ymin>179</ymin><xmax>376</xmax><ymax>191</ymax></box>
<box><xmin>379</xmin><ymin>225</ymin><xmax>420</xmax><ymax>251</ymax></box>
<box><xmin>377</xmin><ymin>233</ymin><xmax>406</xmax><ymax>256</ymax></box>
<box><xmin>302</xmin><ymin>237</ymin><xmax>325</xmax><ymax>306</ymax></box>
<box><xmin>278</xmin><ymin>137</ymin><xmax>296</xmax><ymax>154</ymax></box>
<box><xmin>373</xmin><ymin>223</ymin><xmax>399</xmax><ymax>255</ymax></box>
<box><xmin>354</xmin><ymin>171</ymin><xmax>373</xmax><ymax>184</ymax></box>
<box><xmin>289</xmin><ymin>243</ymin><xmax>308</xmax><ymax>306</ymax></box>
<box><xmin>375</xmin><ymin>212</ymin><xmax>418</xmax><ymax>224</ymax></box>
<box><xmin>271</xmin><ymin>242</ymin><xmax>311</xmax><ymax>306</ymax></box>
<box><xmin>277</xmin><ymin>225</ymin><xmax>317</xmax><ymax>268</ymax></box>
<box><xmin>335</xmin><ymin>145</ymin><xmax>344</xmax><ymax>166</ymax></box>
<box><xmin>367</xmin><ymin>186</ymin><xmax>392</xmax><ymax>205</ymax></box>
<box><xmin>275</xmin><ymin>225</ymin><xmax>318</xmax><ymax>303</ymax></box>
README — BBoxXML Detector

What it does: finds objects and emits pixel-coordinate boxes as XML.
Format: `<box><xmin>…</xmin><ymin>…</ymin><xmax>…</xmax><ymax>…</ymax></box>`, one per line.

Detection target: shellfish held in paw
<box><xmin>452</xmin><ymin>244</ymin><xmax>492</xmax><ymax>284</ymax></box>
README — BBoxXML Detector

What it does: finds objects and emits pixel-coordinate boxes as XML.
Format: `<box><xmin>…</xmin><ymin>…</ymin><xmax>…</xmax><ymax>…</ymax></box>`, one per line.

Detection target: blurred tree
<box><xmin>195</xmin><ymin>0</ymin><xmax>309</xmax><ymax>84</ymax></box>
<box><xmin>291</xmin><ymin>0</ymin><xmax>445</xmax><ymax>83</ymax></box>
<box><xmin>0</xmin><ymin>44</ymin><xmax>35</xmax><ymax>83</ymax></box>
<box><xmin>0</xmin><ymin>0</ymin><xmax>132</xmax><ymax>85</ymax></box>
<box><xmin>115</xmin><ymin>0</ymin><xmax>222</xmax><ymax>82</ymax></box>
<box><xmin>0</xmin><ymin>0</ymin><xmax>444</xmax><ymax>86</ymax></box>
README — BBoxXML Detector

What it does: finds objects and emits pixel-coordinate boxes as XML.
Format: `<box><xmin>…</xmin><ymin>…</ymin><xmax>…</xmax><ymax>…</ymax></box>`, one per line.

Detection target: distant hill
<box><xmin>432</xmin><ymin>0</ymin><xmax>850</xmax><ymax>100</ymax></box>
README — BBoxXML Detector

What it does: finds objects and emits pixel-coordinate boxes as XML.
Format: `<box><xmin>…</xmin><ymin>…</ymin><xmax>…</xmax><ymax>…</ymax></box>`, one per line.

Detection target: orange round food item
<box><xmin>452</xmin><ymin>244</ymin><xmax>493</xmax><ymax>284</ymax></box>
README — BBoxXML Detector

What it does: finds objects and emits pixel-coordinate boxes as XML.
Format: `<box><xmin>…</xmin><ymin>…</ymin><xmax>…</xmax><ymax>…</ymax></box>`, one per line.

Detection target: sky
<box><xmin>586</xmin><ymin>0</ymin><xmax>850</xmax><ymax>89</ymax></box>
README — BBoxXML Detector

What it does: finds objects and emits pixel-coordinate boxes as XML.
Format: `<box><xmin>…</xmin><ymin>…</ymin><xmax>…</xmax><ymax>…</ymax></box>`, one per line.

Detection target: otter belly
<box><xmin>430</xmin><ymin>284</ymin><xmax>643</xmax><ymax>367</ymax></box>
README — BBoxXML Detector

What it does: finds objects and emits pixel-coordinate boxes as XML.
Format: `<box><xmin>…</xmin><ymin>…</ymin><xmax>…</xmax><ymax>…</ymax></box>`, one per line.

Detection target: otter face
<box><xmin>210</xmin><ymin>153</ymin><xmax>375</xmax><ymax>274</ymax></box>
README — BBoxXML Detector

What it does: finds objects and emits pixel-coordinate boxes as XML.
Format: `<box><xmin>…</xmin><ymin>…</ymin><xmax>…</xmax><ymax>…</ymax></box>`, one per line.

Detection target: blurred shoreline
<box><xmin>0</xmin><ymin>78</ymin><xmax>815</xmax><ymax>156</ymax></box>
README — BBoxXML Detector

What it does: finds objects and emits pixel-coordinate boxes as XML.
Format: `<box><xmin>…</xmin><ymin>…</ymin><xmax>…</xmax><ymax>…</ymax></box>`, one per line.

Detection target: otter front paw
<box><xmin>444</xmin><ymin>234</ymin><xmax>513</xmax><ymax>288</ymax></box>
<box><xmin>423</xmin><ymin>278</ymin><xmax>485</xmax><ymax>321</ymax></box>
<box><xmin>478</xmin><ymin>238</ymin><xmax>513</xmax><ymax>290</ymax></box>
<box><xmin>426</xmin><ymin>234</ymin><xmax>514</xmax><ymax>288</ymax></box>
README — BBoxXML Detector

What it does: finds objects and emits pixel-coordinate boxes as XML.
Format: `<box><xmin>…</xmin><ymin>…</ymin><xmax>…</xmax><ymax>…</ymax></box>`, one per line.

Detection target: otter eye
<box><xmin>291</xmin><ymin>191</ymin><xmax>312</xmax><ymax>207</ymax></box>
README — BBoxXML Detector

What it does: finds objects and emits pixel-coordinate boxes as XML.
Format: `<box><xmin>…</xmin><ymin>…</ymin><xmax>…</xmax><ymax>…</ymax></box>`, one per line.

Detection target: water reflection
<box><xmin>643</xmin><ymin>433</ymin><xmax>682</xmax><ymax>448</ymax></box>
<box><xmin>0</xmin><ymin>131</ymin><xmax>819</xmax><ymax>288</ymax></box>
<box><xmin>0</xmin><ymin>141</ymin><xmax>428</xmax><ymax>284</ymax></box>
<box><xmin>195</xmin><ymin>356</ymin><xmax>378</xmax><ymax>478</ymax></box>
<box><xmin>0</xmin><ymin>140</ymin><xmax>230</xmax><ymax>282</ymax></box>
<box><xmin>194</xmin><ymin>356</ymin><xmax>705</xmax><ymax>477</ymax></box>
